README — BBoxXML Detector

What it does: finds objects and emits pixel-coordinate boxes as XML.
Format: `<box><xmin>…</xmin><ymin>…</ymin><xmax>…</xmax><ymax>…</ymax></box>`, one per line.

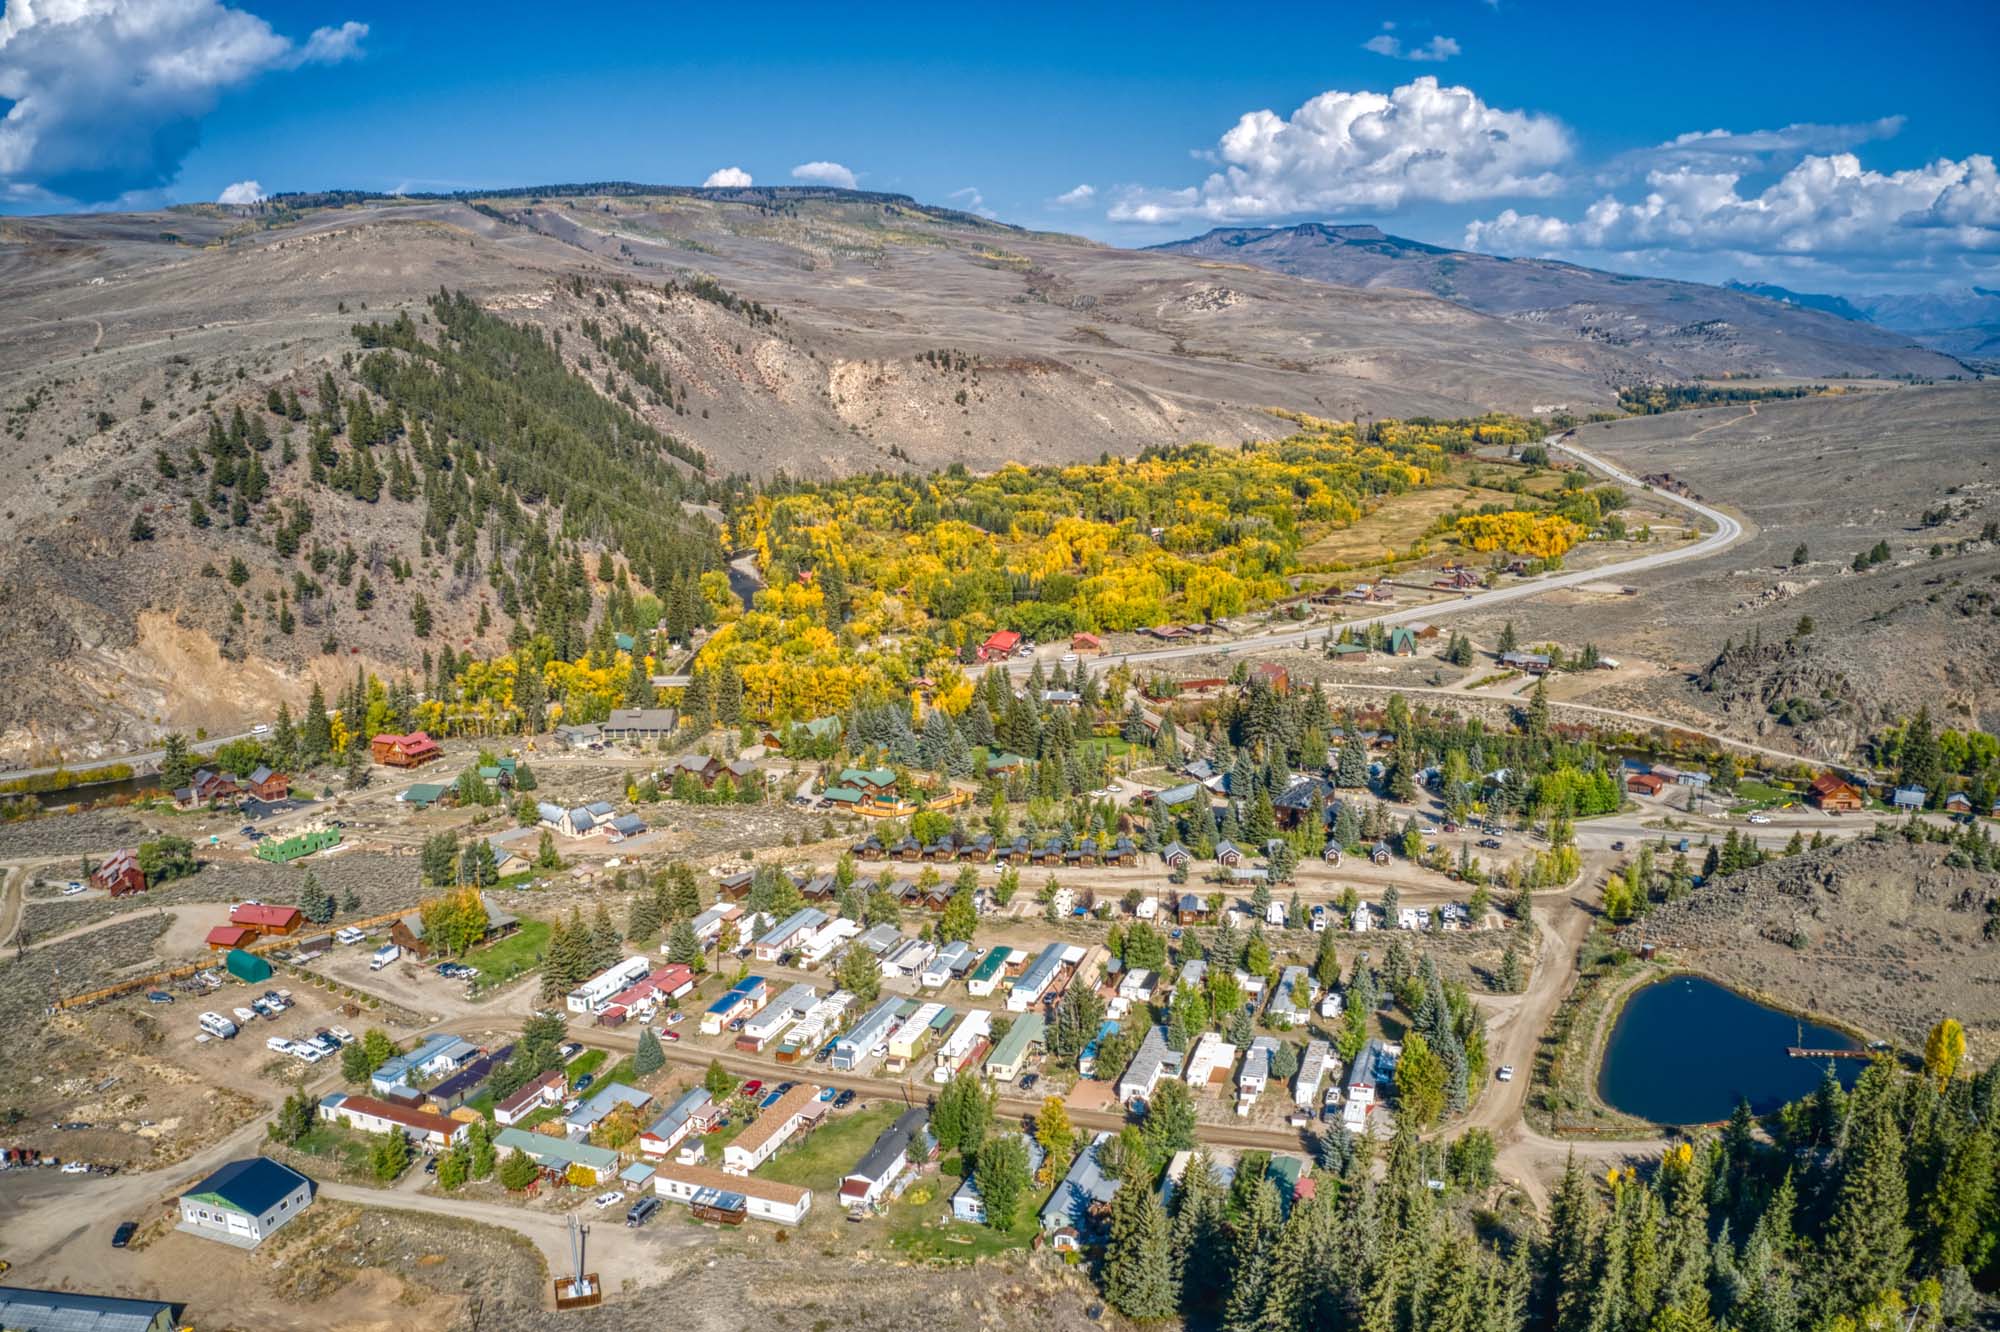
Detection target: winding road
<box><xmin>979</xmin><ymin>432</ymin><xmax>1747</xmax><ymax>678</ymax></box>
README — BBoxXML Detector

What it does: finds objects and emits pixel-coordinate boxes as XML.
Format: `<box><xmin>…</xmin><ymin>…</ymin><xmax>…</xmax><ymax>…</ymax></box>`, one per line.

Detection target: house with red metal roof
<box><xmin>370</xmin><ymin>731</ymin><xmax>443</xmax><ymax>768</ymax></box>
<box><xmin>229</xmin><ymin>903</ymin><xmax>303</xmax><ymax>936</ymax></box>
<box><xmin>977</xmin><ymin>630</ymin><xmax>1022</xmax><ymax>663</ymax></box>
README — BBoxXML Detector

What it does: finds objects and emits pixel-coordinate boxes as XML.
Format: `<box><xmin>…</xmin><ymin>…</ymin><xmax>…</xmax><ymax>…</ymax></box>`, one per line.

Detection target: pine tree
<box><xmin>1816</xmin><ymin>1065</ymin><xmax>1912</xmax><ymax>1316</ymax></box>
<box><xmin>1105</xmin><ymin>1171</ymin><xmax>1178</xmax><ymax>1320</ymax></box>
<box><xmin>634</xmin><ymin>1026</ymin><xmax>665</xmax><ymax>1076</ymax></box>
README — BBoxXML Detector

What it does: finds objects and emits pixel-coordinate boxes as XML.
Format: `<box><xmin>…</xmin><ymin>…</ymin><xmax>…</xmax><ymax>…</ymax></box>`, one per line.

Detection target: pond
<box><xmin>1597</xmin><ymin>974</ymin><xmax>1866</xmax><ymax>1124</ymax></box>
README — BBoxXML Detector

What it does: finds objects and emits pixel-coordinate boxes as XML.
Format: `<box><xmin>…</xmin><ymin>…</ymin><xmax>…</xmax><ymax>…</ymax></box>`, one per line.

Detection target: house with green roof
<box><xmin>398</xmin><ymin>782</ymin><xmax>451</xmax><ymax>809</ymax></box>
<box><xmin>495</xmin><ymin>1126</ymin><xmax>620</xmax><ymax>1184</ymax></box>
<box><xmin>840</xmin><ymin>767</ymin><xmax>897</xmax><ymax>793</ymax></box>
<box><xmin>178</xmin><ymin>1156</ymin><xmax>314</xmax><ymax>1248</ymax></box>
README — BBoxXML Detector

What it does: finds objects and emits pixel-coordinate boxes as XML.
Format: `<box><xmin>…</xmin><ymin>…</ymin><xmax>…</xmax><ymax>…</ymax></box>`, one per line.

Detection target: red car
<box><xmin>741</xmin><ymin>1079</ymin><xmax>763</xmax><ymax>1098</ymax></box>
<box><xmin>661</xmin><ymin>1029</ymin><xmax>680</xmax><ymax>1042</ymax></box>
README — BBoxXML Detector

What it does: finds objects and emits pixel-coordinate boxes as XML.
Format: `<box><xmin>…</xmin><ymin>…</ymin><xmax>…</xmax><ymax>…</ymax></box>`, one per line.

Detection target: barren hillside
<box><xmin>1150</xmin><ymin>223</ymin><xmax>1970</xmax><ymax>381</ymax></box>
<box><xmin>1629</xmin><ymin>837</ymin><xmax>2000</xmax><ymax>1049</ymax></box>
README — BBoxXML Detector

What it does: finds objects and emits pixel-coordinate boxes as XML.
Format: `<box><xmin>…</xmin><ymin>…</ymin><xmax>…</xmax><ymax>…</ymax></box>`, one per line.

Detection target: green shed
<box><xmin>226</xmin><ymin>948</ymin><xmax>272</xmax><ymax>983</ymax></box>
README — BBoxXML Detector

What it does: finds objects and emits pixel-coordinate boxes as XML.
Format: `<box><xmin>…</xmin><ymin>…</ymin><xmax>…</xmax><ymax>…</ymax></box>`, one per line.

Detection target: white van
<box><xmin>369</xmin><ymin>944</ymin><xmax>401</xmax><ymax>971</ymax></box>
<box><xmin>335</xmin><ymin>927</ymin><xmax>367</xmax><ymax>946</ymax></box>
<box><xmin>199</xmin><ymin>1011</ymin><xmax>239</xmax><ymax>1039</ymax></box>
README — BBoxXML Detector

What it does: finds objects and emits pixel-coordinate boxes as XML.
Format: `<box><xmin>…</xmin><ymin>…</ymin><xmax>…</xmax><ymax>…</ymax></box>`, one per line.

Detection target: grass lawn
<box><xmin>603</xmin><ymin>1056</ymin><xmax>638</xmax><ymax>1088</ymax></box>
<box><xmin>884</xmin><ymin>1162</ymin><xmax>1045</xmax><ymax>1261</ymax></box>
<box><xmin>760</xmin><ymin>1102</ymin><xmax>899</xmax><ymax>1194</ymax></box>
<box><xmin>1733</xmin><ymin>779</ymin><xmax>1796</xmax><ymax>806</ymax></box>
<box><xmin>291</xmin><ymin>1122</ymin><xmax>375</xmax><ymax>1177</ymax></box>
<box><xmin>510</xmin><ymin>1104</ymin><xmax>563</xmax><ymax>1132</ymax></box>
<box><xmin>466</xmin><ymin>917</ymin><xmax>551</xmax><ymax>993</ymax></box>
<box><xmin>567</xmin><ymin>1048</ymin><xmax>608</xmax><ymax>1084</ymax></box>
<box><xmin>465</xmin><ymin>1088</ymin><xmax>497</xmax><ymax>1121</ymax></box>
<box><xmin>1080</xmin><ymin>737</ymin><xmax>1137</xmax><ymax>759</ymax></box>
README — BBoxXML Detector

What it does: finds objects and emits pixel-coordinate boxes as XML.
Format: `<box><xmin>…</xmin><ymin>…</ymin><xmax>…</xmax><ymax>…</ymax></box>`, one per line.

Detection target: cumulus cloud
<box><xmin>1108</xmin><ymin>76</ymin><xmax>1571</xmax><ymax>224</ymax></box>
<box><xmin>217</xmin><ymin>178</ymin><xmax>264</xmax><ymax>205</ymax></box>
<box><xmin>1050</xmin><ymin>183</ymin><xmax>1096</xmax><ymax>207</ymax></box>
<box><xmin>1466</xmin><ymin>152</ymin><xmax>2000</xmax><ymax>262</ymax></box>
<box><xmin>791</xmin><ymin>160</ymin><xmax>857</xmax><ymax>189</ymax></box>
<box><xmin>702</xmin><ymin>166</ymin><xmax>753</xmax><ymax>188</ymax></box>
<box><xmin>0</xmin><ymin>0</ymin><xmax>366</xmax><ymax>203</ymax></box>
<box><xmin>1363</xmin><ymin>25</ymin><xmax>1460</xmax><ymax>62</ymax></box>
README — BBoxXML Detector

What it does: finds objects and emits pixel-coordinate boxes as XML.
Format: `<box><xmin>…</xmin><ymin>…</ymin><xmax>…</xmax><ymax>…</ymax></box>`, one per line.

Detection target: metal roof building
<box><xmin>0</xmin><ymin>1287</ymin><xmax>178</xmax><ymax>1332</ymax></box>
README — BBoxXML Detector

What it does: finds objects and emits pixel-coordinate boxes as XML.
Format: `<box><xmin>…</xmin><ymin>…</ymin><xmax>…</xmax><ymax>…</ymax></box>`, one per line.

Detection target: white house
<box><xmin>1008</xmin><ymin>942</ymin><xmax>1068</xmax><ymax>1012</ymax></box>
<box><xmin>797</xmin><ymin>916</ymin><xmax>861</xmax><ymax>967</ymax></box>
<box><xmin>1295</xmin><ymin>1039</ymin><xmax>1334</xmax><ymax>1109</ymax></box>
<box><xmin>881</xmin><ymin>937</ymin><xmax>936</xmax><ymax>980</ymax></box>
<box><xmin>177</xmin><ymin>1157</ymin><xmax>314</xmax><ymax>1249</ymax></box>
<box><xmin>754</xmin><ymin>907</ymin><xmax>829</xmax><ymax>962</ymax></box>
<box><xmin>723</xmin><ymin>1083</ymin><xmax>822</xmax><ymax>1174</ymax></box>
<box><xmin>1185</xmin><ymin>1031</ymin><xmax>1238</xmax><ymax>1087</ymax></box>
<box><xmin>566</xmin><ymin>956</ymin><xmax>654</xmax><ymax>1015</ymax></box>
<box><xmin>654</xmin><ymin>1160</ymin><xmax>812</xmax><ymax>1226</ymax></box>
<box><xmin>1117</xmin><ymin>1025</ymin><xmax>1185</xmax><ymax>1105</ymax></box>
<box><xmin>931</xmin><ymin>1009</ymin><xmax>993</xmax><ymax>1083</ymax></box>
<box><xmin>1238</xmin><ymin>1035</ymin><xmax>1278</xmax><ymax>1112</ymax></box>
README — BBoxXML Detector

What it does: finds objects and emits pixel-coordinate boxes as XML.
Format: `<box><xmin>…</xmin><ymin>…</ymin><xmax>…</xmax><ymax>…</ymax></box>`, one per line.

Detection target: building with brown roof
<box><xmin>318</xmin><ymin>1093</ymin><xmax>469</xmax><ymax>1148</ymax></box>
<box><xmin>1807</xmin><ymin>772</ymin><xmax>1864</xmax><ymax>812</ymax></box>
<box><xmin>652</xmin><ymin>1160</ymin><xmax>812</xmax><ymax>1226</ymax></box>
<box><xmin>721</xmin><ymin>1082</ymin><xmax>824</xmax><ymax>1175</ymax></box>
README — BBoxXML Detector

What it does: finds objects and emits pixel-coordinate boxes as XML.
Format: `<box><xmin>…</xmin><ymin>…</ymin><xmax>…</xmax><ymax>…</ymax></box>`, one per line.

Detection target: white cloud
<box><xmin>702</xmin><ymin>166</ymin><xmax>753</xmax><ymax>188</ymax></box>
<box><xmin>0</xmin><ymin>0</ymin><xmax>365</xmax><ymax>203</ymax></box>
<box><xmin>1604</xmin><ymin>116</ymin><xmax>1906</xmax><ymax>181</ymax></box>
<box><xmin>217</xmin><ymin>178</ymin><xmax>264</xmax><ymax>205</ymax></box>
<box><xmin>1466</xmin><ymin>152</ymin><xmax>2000</xmax><ymax>263</ymax></box>
<box><xmin>1363</xmin><ymin>29</ymin><xmax>1460</xmax><ymax>62</ymax></box>
<box><xmin>791</xmin><ymin>160</ymin><xmax>857</xmax><ymax>189</ymax></box>
<box><xmin>1108</xmin><ymin>76</ymin><xmax>1571</xmax><ymax>225</ymax></box>
<box><xmin>1051</xmin><ymin>183</ymin><xmax>1095</xmax><ymax>208</ymax></box>
<box><xmin>295</xmin><ymin>20</ymin><xmax>367</xmax><ymax>66</ymax></box>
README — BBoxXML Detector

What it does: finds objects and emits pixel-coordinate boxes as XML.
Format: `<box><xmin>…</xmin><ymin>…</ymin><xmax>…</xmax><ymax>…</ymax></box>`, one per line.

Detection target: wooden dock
<box><xmin>1786</xmin><ymin>1046</ymin><xmax>1871</xmax><ymax>1060</ymax></box>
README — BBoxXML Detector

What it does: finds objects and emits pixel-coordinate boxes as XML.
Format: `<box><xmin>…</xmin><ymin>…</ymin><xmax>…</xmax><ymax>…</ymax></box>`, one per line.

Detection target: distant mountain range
<box><xmin>1726</xmin><ymin>281</ymin><xmax>2000</xmax><ymax>362</ymax></box>
<box><xmin>1148</xmin><ymin>223</ymin><xmax>1970</xmax><ymax>378</ymax></box>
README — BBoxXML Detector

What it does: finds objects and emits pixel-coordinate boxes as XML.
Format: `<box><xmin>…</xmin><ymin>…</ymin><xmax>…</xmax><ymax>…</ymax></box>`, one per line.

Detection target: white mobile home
<box><xmin>931</xmin><ymin>1009</ymin><xmax>993</xmax><ymax>1082</ymax></box>
<box><xmin>566</xmin><ymin>956</ymin><xmax>655</xmax><ymax>1015</ymax></box>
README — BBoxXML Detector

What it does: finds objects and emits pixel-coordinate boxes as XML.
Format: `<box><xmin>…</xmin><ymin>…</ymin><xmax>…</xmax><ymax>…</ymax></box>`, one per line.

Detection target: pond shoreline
<box><xmin>1595</xmin><ymin>968</ymin><xmax>1872</xmax><ymax>1126</ymax></box>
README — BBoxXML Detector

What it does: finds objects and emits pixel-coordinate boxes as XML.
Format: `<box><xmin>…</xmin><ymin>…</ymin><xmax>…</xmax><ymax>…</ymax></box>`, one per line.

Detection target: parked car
<box><xmin>1018</xmin><ymin>1073</ymin><xmax>1039</xmax><ymax>1092</ymax></box>
<box><xmin>626</xmin><ymin>1196</ymin><xmax>661</xmax><ymax>1227</ymax></box>
<box><xmin>61</xmin><ymin>1161</ymin><xmax>90</xmax><ymax>1175</ymax></box>
<box><xmin>111</xmin><ymin>1221</ymin><xmax>137</xmax><ymax>1248</ymax></box>
<box><xmin>559</xmin><ymin>1042</ymin><xmax>582</xmax><ymax>1062</ymax></box>
<box><xmin>329</xmin><ymin>1026</ymin><xmax>354</xmax><ymax>1042</ymax></box>
<box><xmin>1497</xmin><ymin>1066</ymin><xmax>1515</xmax><ymax>1082</ymax></box>
<box><xmin>664</xmin><ymin>1012</ymin><xmax>684</xmax><ymax>1026</ymax></box>
<box><xmin>1478</xmin><ymin>837</ymin><xmax>1502</xmax><ymax>850</ymax></box>
<box><xmin>817</xmin><ymin>1087</ymin><xmax>837</xmax><ymax>1103</ymax></box>
<box><xmin>573</xmin><ymin>1073</ymin><xmax>595</xmax><ymax>1093</ymax></box>
<box><xmin>1748</xmin><ymin>813</ymin><xmax>1772</xmax><ymax>825</ymax></box>
<box><xmin>759</xmin><ymin>1090</ymin><xmax>783</xmax><ymax>1109</ymax></box>
<box><xmin>592</xmin><ymin>1191</ymin><xmax>623</xmax><ymax>1209</ymax></box>
<box><xmin>740</xmin><ymin>1080</ymin><xmax>763</xmax><ymax>1099</ymax></box>
<box><xmin>660</xmin><ymin>1030</ymin><xmax>680</xmax><ymax>1043</ymax></box>
<box><xmin>832</xmin><ymin>1089</ymin><xmax>856</xmax><ymax>1109</ymax></box>
<box><xmin>62</xmin><ymin>882</ymin><xmax>87</xmax><ymax>897</ymax></box>
<box><xmin>145</xmin><ymin>991</ymin><xmax>174</xmax><ymax>1004</ymax></box>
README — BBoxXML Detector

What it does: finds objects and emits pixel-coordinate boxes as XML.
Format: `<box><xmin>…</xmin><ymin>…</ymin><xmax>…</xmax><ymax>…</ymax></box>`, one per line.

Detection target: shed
<box><xmin>225</xmin><ymin>948</ymin><xmax>272</xmax><ymax>984</ymax></box>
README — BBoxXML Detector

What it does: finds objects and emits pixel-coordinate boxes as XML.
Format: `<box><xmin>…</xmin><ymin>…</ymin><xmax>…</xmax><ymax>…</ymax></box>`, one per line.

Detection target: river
<box><xmin>725</xmin><ymin>553</ymin><xmax>764</xmax><ymax>612</ymax></box>
<box><xmin>1597</xmin><ymin>974</ymin><xmax>1865</xmax><ymax>1124</ymax></box>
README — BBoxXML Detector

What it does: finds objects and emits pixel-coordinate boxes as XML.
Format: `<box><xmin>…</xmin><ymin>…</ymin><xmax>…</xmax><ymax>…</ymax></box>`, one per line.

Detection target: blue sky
<box><xmin>3</xmin><ymin>0</ymin><xmax>1997</xmax><ymax>291</ymax></box>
